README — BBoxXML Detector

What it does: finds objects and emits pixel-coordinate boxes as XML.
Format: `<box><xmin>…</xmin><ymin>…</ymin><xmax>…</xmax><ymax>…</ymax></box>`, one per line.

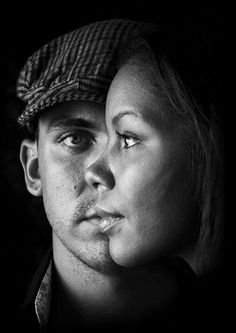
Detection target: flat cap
<box><xmin>16</xmin><ymin>19</ymin><xmax>152</xmax><ymax>130</ymax></box>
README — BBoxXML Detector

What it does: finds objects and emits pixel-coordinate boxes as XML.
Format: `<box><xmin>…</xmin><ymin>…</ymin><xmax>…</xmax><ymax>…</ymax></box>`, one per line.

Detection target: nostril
<box><xmin>93</xmin><ymin>182</ymin><xmax>100</xmax><ymax>189</ymax></box>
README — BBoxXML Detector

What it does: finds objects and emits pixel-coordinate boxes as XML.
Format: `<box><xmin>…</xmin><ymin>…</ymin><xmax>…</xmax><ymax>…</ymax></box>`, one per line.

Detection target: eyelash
<box><xmin>116</xmin><ymin>131</ymin><xmax>140</xmax><ymax>149</ymax></box>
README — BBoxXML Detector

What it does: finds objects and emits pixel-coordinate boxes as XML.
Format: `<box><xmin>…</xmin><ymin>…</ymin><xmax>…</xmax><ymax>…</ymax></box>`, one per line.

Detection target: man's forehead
<box><xmin>39</xmin><ymin>101</ymin><xmax>105</xmax><ymax>128</ymax></box>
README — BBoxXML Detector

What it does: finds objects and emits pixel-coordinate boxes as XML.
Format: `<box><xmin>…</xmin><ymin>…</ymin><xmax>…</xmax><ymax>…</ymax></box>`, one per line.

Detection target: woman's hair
<box><xmin>117</xmin><ymin>21</ymin><xmax>224</xmax><ymax>276</ymax></box>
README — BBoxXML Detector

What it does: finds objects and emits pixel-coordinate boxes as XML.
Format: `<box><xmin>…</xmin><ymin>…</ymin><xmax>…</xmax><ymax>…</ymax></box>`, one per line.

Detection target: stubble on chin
<box><xmin>53</xmin><ymin>223</ymin><xmax>122</xmax><ymax>275</ymax></box>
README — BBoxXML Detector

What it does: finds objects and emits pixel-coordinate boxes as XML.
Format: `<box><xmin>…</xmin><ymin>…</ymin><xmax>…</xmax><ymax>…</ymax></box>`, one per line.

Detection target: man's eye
<box><xmin>116</xmin><ymin>132</ymin><xmax>140</xmax><ymax>149</ymax></box>
<box><xmin>63</xmin><ymin>135</ymin><xmax>85</xmax><ymax>147</ymax></box>
<box><xmin>58</xmin><ymin>131</ymin><xmax>94</xmax><ymax>150</ymax></box>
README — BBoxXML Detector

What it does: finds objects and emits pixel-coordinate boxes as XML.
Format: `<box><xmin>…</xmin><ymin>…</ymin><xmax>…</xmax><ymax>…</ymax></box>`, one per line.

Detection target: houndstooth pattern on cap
<box><xmin>16</xmin><ymin>19</ymin><xmax>153</xmax><ymax>129</ymax></box>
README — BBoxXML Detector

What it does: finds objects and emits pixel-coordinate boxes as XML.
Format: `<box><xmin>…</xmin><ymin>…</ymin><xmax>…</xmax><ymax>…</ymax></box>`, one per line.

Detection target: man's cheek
<box><xmin>40</xmin><ymin>155</ymin><xmax>85</xmax><ymax>193</ymax></box>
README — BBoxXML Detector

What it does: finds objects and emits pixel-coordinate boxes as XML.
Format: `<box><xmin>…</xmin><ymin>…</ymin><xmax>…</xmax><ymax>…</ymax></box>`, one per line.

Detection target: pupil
<box><xmin>72</xmin><ymin>136</ymin><xmax>80</xmax><ymax>143</ymax></box>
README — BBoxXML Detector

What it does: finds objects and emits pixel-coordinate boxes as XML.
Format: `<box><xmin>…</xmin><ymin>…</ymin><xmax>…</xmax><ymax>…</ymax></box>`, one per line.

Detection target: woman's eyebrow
<box><xmin>112</xmin><ymin>111</ymin><xmax>139</xmax><ymax>127</ymax></box>
<box><xmin>47</xmin><ymin>117</ymin><xmax>97</xmax><ymax>132</ymax></box>
<box><xmin>112</xmin><ymin>109</ymin><xmax>160</xmax><ymax>129</ymax></box>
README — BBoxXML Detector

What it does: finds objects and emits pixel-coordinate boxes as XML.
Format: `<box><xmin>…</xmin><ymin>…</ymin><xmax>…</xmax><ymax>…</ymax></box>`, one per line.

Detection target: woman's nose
<box><xmin>84</xmin><ymin>157</ymin><xmax>115</xmax><ymax>192</ymax></box>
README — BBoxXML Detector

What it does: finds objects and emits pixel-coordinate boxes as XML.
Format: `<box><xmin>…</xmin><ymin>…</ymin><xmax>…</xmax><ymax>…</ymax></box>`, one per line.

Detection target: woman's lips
<box><xmin>78</xmin><ymin>207</ymin><xmax>125</xmax><ymax>233</ymax></box>
<box><xmin>96</xmin><ymin>216</ymin><xmax>124</xmax><ymax>233</ymax></box>
<box><xmin>81</xmin><ymin>214</ymin><xmax>124</xmax><ymax>233</ymax></box>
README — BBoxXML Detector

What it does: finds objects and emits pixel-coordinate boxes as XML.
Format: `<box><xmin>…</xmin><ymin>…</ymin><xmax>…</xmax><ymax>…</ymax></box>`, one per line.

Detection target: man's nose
<box><xmin>84</xmin><ymin>157</ymin><xmax>115</xmax><ymax>192</ymax></box>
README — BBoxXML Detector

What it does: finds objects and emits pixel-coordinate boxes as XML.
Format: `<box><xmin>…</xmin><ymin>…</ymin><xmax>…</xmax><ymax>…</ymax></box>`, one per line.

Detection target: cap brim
<box><xmin>17</xmin><ymin>88</ymin><xmax>106</xmax><ymax>130</ymax></box>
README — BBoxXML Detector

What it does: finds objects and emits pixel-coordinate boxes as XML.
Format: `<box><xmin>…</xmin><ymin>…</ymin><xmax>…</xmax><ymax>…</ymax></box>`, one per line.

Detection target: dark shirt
<box><xmin>14</xmin><ymin>249</ymin><xmax>226</xmax><ymax>332</ymax></box>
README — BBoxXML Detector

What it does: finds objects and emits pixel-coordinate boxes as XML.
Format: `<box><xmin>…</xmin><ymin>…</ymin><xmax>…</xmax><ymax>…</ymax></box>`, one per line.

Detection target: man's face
<box><xmin>36</xmin><ymin>101</ymin><xmax>120</xmax><ymax>273</ymax></box>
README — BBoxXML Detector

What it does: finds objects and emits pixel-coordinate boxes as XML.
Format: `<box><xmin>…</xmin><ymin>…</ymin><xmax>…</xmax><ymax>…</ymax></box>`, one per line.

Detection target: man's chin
<box><xmin>57</xmin><ymin>233</ymin><xmax>123</xmax><ymax>274</ymax></box>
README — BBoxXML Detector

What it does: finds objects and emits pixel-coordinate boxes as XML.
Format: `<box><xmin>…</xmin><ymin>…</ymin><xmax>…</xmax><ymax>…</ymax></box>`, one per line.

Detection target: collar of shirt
<box><xmin>21</xmin><ymin>248</ymin><xmax>53</xmax><ymax>329</ymax></box>
<box><xmin>34</xmin><ymin>258</ymin><xmax>52</xmax><ymax>327</ymax></box>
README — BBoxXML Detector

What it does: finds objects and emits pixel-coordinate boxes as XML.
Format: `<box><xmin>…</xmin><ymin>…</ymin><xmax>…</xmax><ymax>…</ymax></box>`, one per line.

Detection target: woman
<box><xmin>88</xmin><ymin>21</ymin><xmax>225</xmax><ymax>328</ymax></box>
<box><xmin>104</xmin><ymin>21</ymin><xmax>224</xmax><ymax>277</ymax></box>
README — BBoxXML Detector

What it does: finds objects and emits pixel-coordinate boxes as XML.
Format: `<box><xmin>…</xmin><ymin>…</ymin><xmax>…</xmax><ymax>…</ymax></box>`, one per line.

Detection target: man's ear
<box><xmin>20</xmin><ymin>139</ymin><xmax>42</xmax><ymax>196</ymax></box>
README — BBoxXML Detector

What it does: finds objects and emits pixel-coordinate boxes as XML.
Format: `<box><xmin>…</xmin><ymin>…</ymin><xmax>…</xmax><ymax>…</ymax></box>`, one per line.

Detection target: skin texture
<box><xmin>21</xmin><ymin>102</ymin><xmax>120</xmax><ymax>273</ymax></box>
<box><xmin>20</xmin><ymin>53</ymin><xmax>199</xmax><ymax>326</ymax></box>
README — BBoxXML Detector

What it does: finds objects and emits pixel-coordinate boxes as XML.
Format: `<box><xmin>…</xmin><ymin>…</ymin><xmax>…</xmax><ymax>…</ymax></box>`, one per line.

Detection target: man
<box><xmin>17</xmin><ymin>19</ymin><xmax>161</xmax><ymax>331</ymax></box>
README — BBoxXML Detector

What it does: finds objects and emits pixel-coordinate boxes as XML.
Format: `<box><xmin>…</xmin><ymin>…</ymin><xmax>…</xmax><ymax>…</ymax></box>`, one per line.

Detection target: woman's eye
<box><xmin>116</xmin><ymin>132</ymin><xmax>140</xmax><ymax>149</ymax></box>
<box><xmin>123</xmin><ymin>136</ymin><xmax>139</xmax><ymax>148</ymax></box>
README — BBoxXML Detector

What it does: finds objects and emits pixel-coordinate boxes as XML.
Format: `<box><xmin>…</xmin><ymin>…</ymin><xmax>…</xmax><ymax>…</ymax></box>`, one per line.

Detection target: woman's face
<box><xmin>85</xmin><ymin>54</ymin><xmax>198</xmax><ymax>268</ymax></box>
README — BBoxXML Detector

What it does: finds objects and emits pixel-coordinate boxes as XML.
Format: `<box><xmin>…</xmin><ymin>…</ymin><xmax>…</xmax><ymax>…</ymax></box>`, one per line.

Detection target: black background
<box><xmin>0</xmin><ymin>3</ymin><xmax>231</xmax><ymax>329</ymax></box>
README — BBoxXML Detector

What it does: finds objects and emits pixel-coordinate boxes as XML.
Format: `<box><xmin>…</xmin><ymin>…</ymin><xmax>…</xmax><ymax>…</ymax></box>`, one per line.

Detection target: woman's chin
<box><xmin>108</xmin><ymin>241</ymin><xmax>152</xmax><ymax>268</ymax></box>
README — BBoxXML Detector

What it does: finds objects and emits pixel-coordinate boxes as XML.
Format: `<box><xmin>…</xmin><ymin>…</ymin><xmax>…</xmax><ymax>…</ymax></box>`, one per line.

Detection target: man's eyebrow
<box><xmin>47</xmin><ymin>118</ymin><xmax>97</xmax><ymax>132</ymax></box>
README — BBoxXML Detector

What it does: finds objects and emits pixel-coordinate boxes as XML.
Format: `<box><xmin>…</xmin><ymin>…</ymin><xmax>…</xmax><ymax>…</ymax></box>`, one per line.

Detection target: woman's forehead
<box><xmin>107</xmin><ymin>56</ymin><xmax>173</xmax><ymax>125</ymax></box>
<box><xmin>108</xmin><ymin>61</ymin><xmax>158</xmax><ymax>106</ymax></box>
<box><xmin>106</xmin><ymin>54</ymin><xmax>193</xmax><ymax>139</ymax></box>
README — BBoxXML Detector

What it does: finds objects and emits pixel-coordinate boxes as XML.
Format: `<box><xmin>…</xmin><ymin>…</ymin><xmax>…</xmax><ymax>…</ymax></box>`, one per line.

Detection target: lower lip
<box><xmin>87</xmin><ymin>217</ymin><xmax>123</xmax><ymax>233</ymax></box>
